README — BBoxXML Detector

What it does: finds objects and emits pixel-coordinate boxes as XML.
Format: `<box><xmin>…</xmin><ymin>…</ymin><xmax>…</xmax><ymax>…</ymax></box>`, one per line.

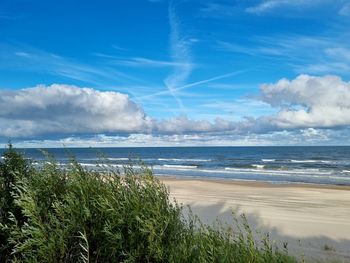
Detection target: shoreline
<box><xmin>160</xmin><ymin>176</ymin><xmax>350</xmax><ymax>261</ymax></box>
<box><xmin>158</xmin><ymin>175</ymin><xmax>350</xmax><ymax>190</ymax></box>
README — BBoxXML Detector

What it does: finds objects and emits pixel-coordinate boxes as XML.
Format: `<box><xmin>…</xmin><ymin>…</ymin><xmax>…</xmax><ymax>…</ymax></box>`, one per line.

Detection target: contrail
<box><xmin>164</xmin><ymin>1</ymin><xmax>193</xmax><ymax>111</ymax></box>
<box><xmin>137</xmin><ymin>69</ymin><xmax>250</xmax><ymax>100</ymax></box>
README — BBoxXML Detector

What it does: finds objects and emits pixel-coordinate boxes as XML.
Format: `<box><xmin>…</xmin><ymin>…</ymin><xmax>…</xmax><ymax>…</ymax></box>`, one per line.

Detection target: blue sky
<box><xmin>1</xmin><ymin>0</ymin><xmax>350</xmax><ymax>147</ymax></box>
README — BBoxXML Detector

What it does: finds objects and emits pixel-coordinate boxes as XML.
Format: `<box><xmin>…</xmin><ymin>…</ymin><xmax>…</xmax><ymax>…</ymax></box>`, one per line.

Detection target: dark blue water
<box><xmin>1</xmin><ymin>146</ymin><xmax>350</xmax><ymax>185</ymax></box>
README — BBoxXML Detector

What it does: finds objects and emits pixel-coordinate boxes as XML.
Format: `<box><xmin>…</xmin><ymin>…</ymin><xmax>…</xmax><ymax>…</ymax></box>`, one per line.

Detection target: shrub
<box><xmin>0</xmin><ymin>144</ymin><xmax>33</xmax><ymax>261</ymax></box>
<box><xmin>0</xmin><ymin>147</ymin><xmax>297</xmax><ymax>263</ymax></box>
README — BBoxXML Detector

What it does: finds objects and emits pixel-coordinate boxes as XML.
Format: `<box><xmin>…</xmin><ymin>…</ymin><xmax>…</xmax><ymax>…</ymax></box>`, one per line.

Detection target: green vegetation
<box><xmin>0</xmin><ymin>145</ymin><xmax>297</xmax><ymax>262</ymax></box>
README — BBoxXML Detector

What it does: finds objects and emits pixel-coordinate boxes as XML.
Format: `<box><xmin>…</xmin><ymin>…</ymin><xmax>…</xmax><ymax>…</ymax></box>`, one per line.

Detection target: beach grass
<box><xmin>0</xmin><ymin>145</ymin><xmax>297</xmax><ymax>262</ymax></box>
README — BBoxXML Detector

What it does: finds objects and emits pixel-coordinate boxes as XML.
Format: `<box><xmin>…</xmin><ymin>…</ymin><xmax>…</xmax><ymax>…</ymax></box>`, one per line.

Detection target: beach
<box><xmin>162</xmin><ymin>178</ymin><xmax>350</xmax><ymax>262</ymax></box>
<box><xmin>4</xmin><ymin>146</ymin><xmax>350</xmax><ymax>261</ymax></box>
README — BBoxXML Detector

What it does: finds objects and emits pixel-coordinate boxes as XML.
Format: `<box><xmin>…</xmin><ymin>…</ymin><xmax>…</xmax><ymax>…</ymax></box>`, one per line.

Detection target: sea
<box><xmin>1</xmin><ymin>146</ymin><xmax>350</xmax><ymax>186</ymax></box>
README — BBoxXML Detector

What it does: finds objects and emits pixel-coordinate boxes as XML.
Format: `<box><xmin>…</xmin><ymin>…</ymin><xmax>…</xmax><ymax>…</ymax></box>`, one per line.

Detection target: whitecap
<box><xmin>158</xmin><ymin>158</ymin><xmax>211</xmax><ymax>162</ymax></box>
<box><xmin>161</xmin><ymin>164</ymin><xmax>198</xmax><ymax>169</ymax></box>
<box><xmin>252</xmin><ymin>164</ymin><xmax>265</xmax><ymax>169</ymax></box>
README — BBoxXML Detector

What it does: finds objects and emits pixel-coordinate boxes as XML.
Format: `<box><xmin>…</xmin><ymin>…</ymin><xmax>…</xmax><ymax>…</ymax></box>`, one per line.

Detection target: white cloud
<box><xmin>246</xmin><ymin>0</ymin><xmax>334</xmax><ymax>14</ymax></box>
<box><xmin>2</xmin><ymin>75</ymin><xmax>350</xmax><ymax>146</ymax></box>
<box><xmin>259</xmin><ymin>74</ymin><xmax>350</xmax><ymax>128</ymax></box>
<box><xmin>0</xmin><ymin>84</ymin><xmax>241</xmax><ymax>138</ymax></box>
<box><xmin>0</xmin><ymin>84</ymin><xmax>152</xmax><ymax>137</ymax></box>
<box><xmin>12</xmin><ymin>127</ymin><xmax>345</xmax><ymax>148</ymax></box>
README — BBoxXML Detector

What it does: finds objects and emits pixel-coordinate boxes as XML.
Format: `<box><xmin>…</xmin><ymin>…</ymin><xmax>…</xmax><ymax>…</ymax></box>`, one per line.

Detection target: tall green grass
<box><xmin>0</xmin><ymin>145</ymin><xmax>297</xmax><ymax>262</ymax></box>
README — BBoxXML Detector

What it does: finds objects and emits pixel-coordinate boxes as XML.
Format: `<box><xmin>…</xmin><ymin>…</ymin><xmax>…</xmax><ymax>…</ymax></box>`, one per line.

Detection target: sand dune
<box><xmin>162</xmin><ymin>178</ymin><xmax>350</xmax><ymax>262</ymax></box>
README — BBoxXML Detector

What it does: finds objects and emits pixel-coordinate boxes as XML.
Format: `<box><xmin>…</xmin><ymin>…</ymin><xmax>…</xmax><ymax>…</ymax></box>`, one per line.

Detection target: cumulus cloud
<box><xmin>0</xmin><ymin>84</ymin><xmax>152</xmax><ymax>137</ymax></box>
<box><xmin>259</xmin><ymin>74</ymin><xmax>350</xmax><ymax>129</ymax></box>
<box><xmin>0</xmin><ymin>84</ymin><xmax>241</xmax><ymax>138</ymax></box>
<box><xmin>2</xmin><ymin>74</ymin><xmax>350</xmax><ymax>145</ymax></box>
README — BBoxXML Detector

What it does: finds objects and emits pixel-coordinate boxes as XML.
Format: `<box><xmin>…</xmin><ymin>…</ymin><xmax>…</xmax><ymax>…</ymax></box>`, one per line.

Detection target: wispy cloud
<box><xmin>0</xmin><ymin>43</ymin><xmax>142</xmax><ymax>87</ymax></box>
<box><xmin>218</xmin><ymin>34</ymin><xmax>350</xmax><ymax>75</ymax></box>
<box><xmin>14</xmin><ymin>51</ymin><xmax>31</xmax><ymax>58</ymax></box>
<box><xmin>111</xmin><ymin>44</ymin><xmax>129</xmax><ymax>52</ymax></box>
<box><xmin>339</xmin><ymin>2</ymin><xmax>350</xmax><ymax>15</ymax></box>
<box><xmin>199</xmin><ymin>3</ymin><xmax>240</xmax><ymax>18</ymax></box>
<box><xmin>138</xmin><ymin>70</ymin><xmax>247</xmax><ymax>100</ymax></box>
<box><xmin>218</xmin><ymin>35</ymin><xmax>332</xmax><ymax>59</ymax></box>
<box><xmin>94</xmin><ymin>53</ymin><xmax>194</xmax><ymax>68</ymax></box>
<box><xmin>246</xmin><ymin>0</ymin><xmax>335</xmax><ymax>14</ymax></box>
<box><xmin>120</xmin><ymin>57</ymin><xmax>189</xmax><ymax>67</ymax></box>
<box><xmin>201</xmin><ymin>99</ymin><xmax>275</xmax><ymax>119</ymax></box>
<box><xmin>164</xmin><ymin>1</ymin><xmax>194</xmax><ymax>110</ymax></box>
<box><xmin>200</xmin><ymin>0</ymin><xmax>347</xmax><ymax>17</ymax></box>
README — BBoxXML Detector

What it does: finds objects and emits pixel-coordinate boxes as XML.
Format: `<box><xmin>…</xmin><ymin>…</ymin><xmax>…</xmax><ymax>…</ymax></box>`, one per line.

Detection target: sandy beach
<box><xmin>161</xmin><ymin>178</ymin><xmax>350</xmax><ymax>262</ymax></box>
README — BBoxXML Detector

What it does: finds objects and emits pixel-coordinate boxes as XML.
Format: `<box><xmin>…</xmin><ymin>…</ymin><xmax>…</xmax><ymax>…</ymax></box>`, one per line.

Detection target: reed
<box><xmin>0</xmin><ymin>145</ymin><xmax>297</xmax><ymax>262</ymax></box>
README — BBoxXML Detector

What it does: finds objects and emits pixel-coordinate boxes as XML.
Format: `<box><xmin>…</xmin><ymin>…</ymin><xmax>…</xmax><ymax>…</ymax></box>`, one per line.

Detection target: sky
<box><xmin>1</xmin><ymin>0</ymin><xmax>350</xmax><ymax>147</ymax></box>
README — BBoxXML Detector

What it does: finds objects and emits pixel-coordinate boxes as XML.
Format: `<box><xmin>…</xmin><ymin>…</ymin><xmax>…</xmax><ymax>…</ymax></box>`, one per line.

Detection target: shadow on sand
<box><xmin>181</xmin><ymin>201</ymin><xmax>350</xmax><ymax>263</ymax></box>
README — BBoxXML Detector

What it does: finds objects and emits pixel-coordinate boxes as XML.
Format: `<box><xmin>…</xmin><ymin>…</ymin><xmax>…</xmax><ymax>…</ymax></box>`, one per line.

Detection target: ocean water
<box><xmin>2</xmin><ymin>146</ymin><xmax>350</xmax><ymax>186</ymax></box>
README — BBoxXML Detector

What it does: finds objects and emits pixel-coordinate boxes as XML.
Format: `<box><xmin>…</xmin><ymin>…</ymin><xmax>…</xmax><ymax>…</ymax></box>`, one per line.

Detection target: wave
<box><xmin>158</xmin><ymin>158</ymin><xmax>211</xmax><ymax>162</ymax></box>
<box><xmin>161</xmin><ymin>164</ymin><xmax>198</xmax><ymax>169</ymax></box>
<box><xmin>289</xmin><ymin>159</ymin><xmax>333</xmax><ymax>164</ymax></box>
<box><xmin>79</xmin><ymin>163</ymin><xmax>144</xmax><ymax>170</ymax></box>
<box><xmin>224</xmin><ymin>167</ymin><xmax>333</xmax><ymax>175</ymax></box>
<box><xmin>251</xmin><ymin>164</ymin><xmax>265</xmax><ymax>169</ymax></box>
<box><xmin>261</xmin><ymin>159</ymin><xmax>275</xmax><ymax>162</ymax></box>
<box><xmin>107</xmin><ymin>157</ymin><xmax>130</xmax><ymax>161</ymax></box>
<box><xmin>155</xmin><ymin>166</ymin><xmax>350</xmax><ymax>184</ymax></box>
<box><xmin>76</xmin><ymin>163</ymin><xmax>338</xmax><ymax>179</ymax></box>
<box><xmin>290</xmin><ymin>159</ymin><xmax>319</xmax><ymax>163</ymax></box>
<box><xmin>79</xmin><ymin>163</ymin><xmax>96</xmax><ymax>167</ymax></box>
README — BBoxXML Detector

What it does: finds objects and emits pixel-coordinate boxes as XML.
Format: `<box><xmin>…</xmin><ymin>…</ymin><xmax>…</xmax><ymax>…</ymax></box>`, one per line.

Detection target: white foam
<box><xmin>158</xmin><ymin>158</ymin><xmax>211</xmax><ymax>162</ymax></box>
<box><xmin>252</xmin><ymin>164</ymin><xmax>265</xmax><ymax>169</ymax></box>
<box><xmin>261</xmin><ymin>159</ymin><xmax>275</xmax><ymax>162</ymax></box>
<box><xmin>224</xmin><ymin>167</ymin><xmax>331</xmax><ymax>176</ymax></box>
<box><xmin>161</xmin><ymin>164</ymin><xmax>198</xmax><ymax>169</ymax></box>
<box><xmin>290</xmin><ymin>159</ymin><xmax>318</xmax><ymax>163</ymax></box>
<box><xmin>108</xmin><ymin>158</ymin><xmax>129</xmax><ymax>161</ymax></box>
<box><xmin>320</xmin><ymin>160</ymin><xmax>333</xmax><ymax>164</ymax></box>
